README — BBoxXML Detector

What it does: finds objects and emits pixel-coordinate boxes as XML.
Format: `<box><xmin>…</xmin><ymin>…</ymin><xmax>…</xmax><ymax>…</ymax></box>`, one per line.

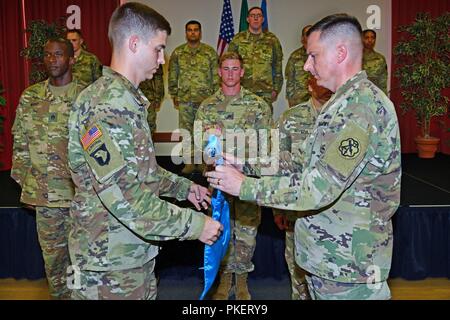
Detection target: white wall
<box><xmin>131</xmin><ymin>0</ymin><xmax>391</xmax><ymax>155</ymax></box>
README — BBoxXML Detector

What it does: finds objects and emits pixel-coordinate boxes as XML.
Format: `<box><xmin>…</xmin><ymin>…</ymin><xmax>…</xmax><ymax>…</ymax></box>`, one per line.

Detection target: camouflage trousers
<box><xmin>221</xmin><ymin>198</ymin><xmax>261</xmax><ymax>274</ymax></box>
<box><xmin>285</xmin><ymin>231</ymin><xmax>310</xmax><ymax>300</ymax></box>
<box><xmin>70</xmin><ymin>259</ymin><xmax>157</xmax><ymax>300</ymax></box>
<box><xmin>305</xmin><ymin>274</ymin><xmax>391</xmax><ymax>300</ymax></box>
<box><xmin>147</xmin><ymin>102</ymin><xmax>161</xmax><ymax>134</ymax></box>
<box><xmin>179</xmin><ymin>102</ymin><xmax>201</xmax><ymax>162</ymax></box>
<box><xmin>35</xmin><ymin>206</ymin><xmax>71</xmax><ymax>300</ymax></box>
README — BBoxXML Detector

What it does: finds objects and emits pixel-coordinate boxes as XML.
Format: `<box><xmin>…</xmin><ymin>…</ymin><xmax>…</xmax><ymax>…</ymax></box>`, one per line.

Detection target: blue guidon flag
<box><xmin>199</xmin><ymin>135</ymin><xmax>231</xmax><ymax>300</ymax></box>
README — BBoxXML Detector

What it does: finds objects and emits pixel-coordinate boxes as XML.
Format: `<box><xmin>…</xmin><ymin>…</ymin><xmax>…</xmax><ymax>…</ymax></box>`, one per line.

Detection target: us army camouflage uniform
<box><xmin>285</xmin><ymin>46</ymin><xmax>310</xmax><ymax>107</ymax></box>
<box><xmin>72</xmin><ymin>49</ymin><xmax>103</xmax><ymax>88</ymax></box>
<box><xmin>196</xmin><ymin>87</ymin><xmax>271</xmax><ymax>274</ymax></box>
<box><xmin>228</xmin><ymin>30</ymin><xmax>283</xmax><ymax>108</ymax></box>
<box><xmin>168</xmin><ymin>43</ymin><xmax>219</xmax><ymax>136</ymax></box>
<box><xmin>363</xmin><ymin>50</ymin><xmax>388</xmax><ymax>95</ymax></box>
<box><xmin>240</xmin><ymin>71</ymin><xmax>401</xmax><ymax>300</ymax></box>
<box><xmin>139</xmin><ymin>65</ymin><xmax>165</xmax><ymax>133</ymax></box>
<box><xmin>67</xmin><ymin>67</ymin><xmax>207</xmax><ymax>300</ymax></box>
<box><xmin>11</xmin><ymin>79</ymin><xmax>84</xmax><ymax>299</ymax></box>
<box><xmin>273</xmin><ymin>99</ymin><xmax>320</xmax><ymax>300</ymax></box>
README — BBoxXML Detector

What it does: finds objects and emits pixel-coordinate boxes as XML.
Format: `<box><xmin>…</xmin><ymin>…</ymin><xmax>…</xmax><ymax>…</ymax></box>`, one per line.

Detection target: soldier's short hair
<box><xmin>67</xmin><ymin>29</ymin><xmax>83</xmax><ymax>38</ymax></box>
<box><xmin>45</xmin><ymin>37</ymin><xmax>75</xmax><ymax>58</ymax></box>
<box><xmin>108</xmin><ymin>2</ymin><xmax>171</xmax><ymax>49</ymax></box>
<box><xmin>219</xmin><ymin>52</ymin><xmax>244</xmax><ymax>67</ymax></box>
<box><xmin>185</xmin><ymin>20</ymin><xmax>201</xmax><ymax>31</ymax></box>
<box><xmin>363</xmin><ymin>29</ymin><xmax>377</xmax><ymax>38</ymax></box>
<box><xmin>247</xmin><ymin>6</ymin><xmax>263</xmax><ymax>16</ymax></box>
<box><xmin>307</xmin><ymin>13</ymin><xmax>362</xmax><ymax>49</ymax></box>
<box><xmin>302</xmin><ymin>25</ymin><xmax>312</xmax><ymax>37</ymax></box>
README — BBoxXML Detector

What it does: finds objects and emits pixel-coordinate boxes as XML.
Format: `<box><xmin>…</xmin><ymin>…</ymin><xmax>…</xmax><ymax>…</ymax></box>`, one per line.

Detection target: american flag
<box><xmin>217</xmin><ymin>0</ymin><xmax>235</xmax><ymax>56</ymax></box>
<box><xmin>81</xmin><ymin>125</ymin><xmax>102</xmax><ymax>150</ymax></box>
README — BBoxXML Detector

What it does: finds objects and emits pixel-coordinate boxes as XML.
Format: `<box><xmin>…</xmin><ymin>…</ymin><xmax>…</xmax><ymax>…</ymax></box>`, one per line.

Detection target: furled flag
<box><xmin>261</xmin><ymin>0</ymin><xmax>269</xmax><ymax>32</ymax></box>
<box><xmin>239</xmin><ymin>0</ymin><xmax>249</xmax><ymax>32</ymax></box>
<box><xmin>199</xmin><ymin>135</ymin><xmax>230</xmax><ymax>300</ymax></box>
<box><xmin>217</xmin><ymin>0</ymin><xmax>235</xmax><ymax>56</ymax></box>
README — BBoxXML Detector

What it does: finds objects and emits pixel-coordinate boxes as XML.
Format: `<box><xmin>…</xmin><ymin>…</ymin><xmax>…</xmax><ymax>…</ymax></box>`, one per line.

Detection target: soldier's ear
<box><xmin>69</xmin><ymin>56</ymin><xmax>75</xmax><ymax>66</ymax></box>
<box><xmin>336</xmin><ymin>44</ymin><xmax>347</xmax><ymax>64</ymax></box>
<box><xmin>128</xmin><ymin>35</ymin><xmax>139</xmax><ymax>53</ymax></box>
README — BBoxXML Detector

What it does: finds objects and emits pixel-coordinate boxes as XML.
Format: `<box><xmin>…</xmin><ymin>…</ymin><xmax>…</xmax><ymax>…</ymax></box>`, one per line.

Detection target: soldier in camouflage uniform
<box><xmin>362</xmin><ymin>29</ymin><xmax>388</xmax><ymax>95</ymax></box>
<box><xmin>66</xmin><ymin>29</ymin><xmax>103</xmax><ymax>88</ymax></box>
<box><xmin>196</xmin><ymin>52</ymin><xmax>271</xmax><ymax>300</ymax></box>
<box><xmin>139</xmin><ymin>65</ymin><xmax>164</xmax><ymax>133</ymax></box>
<box><xmin>273</xmin><ymin>76</ymin><xmax>332</xmax><ymax>300</ymax></box>
<box><xmin>207</xmin><ymin>14</ymin><xmax>401</xmax><ymax>300</ymax></box>
<box><xmin>67</xmin><ymin>3</ymin><xmax>222</xmax><ymax>300</ymax></box>
<box><xmin>168</xmin><ymin>20</ymin><xmax>219</xmax><ymax>174</ymax></box>
<box><xmin>285</xmin><ymin>25</ymin><xmax>312</xmax><ymax>107</ymax></box>
<box><xmin>11</xmin><ymin>38</ymin><xmax>84</xmax><ymax>299</ymax></box>
<box><xmin>228</xmin><ymin>6</ymin><xmax>283</xmax><ymax>109</ymax></box>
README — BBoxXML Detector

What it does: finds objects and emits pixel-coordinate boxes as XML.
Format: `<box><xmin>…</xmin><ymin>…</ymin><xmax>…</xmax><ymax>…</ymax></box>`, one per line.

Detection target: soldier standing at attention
<box><xmin>66</xmin><ymin>29</ymin><xmax>103</xmax><ymax>87</ymax></box>
<box><xmin>67</xmin><ymin>2</ymin><xmax>222</xmax><ymax>300</ymax></box>
<box><xmin>228</xmin><ymin>6</ymin><xmax>283</xmax><ymax>111</ymax></box>
<box><xmin>285</xmin><ymin>25</ymin><xmax>312</xmax><ymax>107</ymax></box>
<box><xmin>273</xmin><ymin>76</ymin><xmax>332</xmax><ymax>300</ymax></box>
<box><xmin>168</xmin><ymin>20</ymin><xmax>219</xmax><ymax>175</ymax></box>
<box><xmin>207</xmin><ymin>14</ymin><xmax>401</xmax><ymax>300</ymax></box>
<box><xmin>11</xmin><ymin>38</ymin><xmax>84</xmax><ymax>299</ymax></box>
<box><xmin>195</xmin><ymin>52</ymin><xmax>271</xmax><ymax>300</ymax></box>
<box><xmin>362</xmin><ymin>29</ymin><xmax>388</xmax><ymax>94</ymax></box>
<box><xmin>139</xmin><ymin>65</ymin><xmax>164</xmax><ymax>134</ymax></box>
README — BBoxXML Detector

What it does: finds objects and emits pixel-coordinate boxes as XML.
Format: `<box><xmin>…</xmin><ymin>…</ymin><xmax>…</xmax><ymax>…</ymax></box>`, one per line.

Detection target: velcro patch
<box><xmin>81</xmin><ymin>125</ymin><xmax>103</xmax><ymax>150</ymax></box>
<box><xmin>83</xmin><ymin>123</ymin><xmax>126</xmax><ymax>183</ymax></box>
<box><xmin>323</xmin><ymin>121</ymin><xmax>369</xmax><ymax>179</ymax></box>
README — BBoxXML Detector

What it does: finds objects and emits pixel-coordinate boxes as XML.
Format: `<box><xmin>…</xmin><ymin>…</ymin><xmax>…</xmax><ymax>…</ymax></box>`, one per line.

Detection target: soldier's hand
<box><xmin>205</xmin><ymin>165</ymin><xmax>244</xmax><ymax>197</ymax></box>
<box><xmin>273</xmin><ymin>214</ymin><xmax>289</xmax><ymax>231</ymax></box>
<box><xmin>222</xmin><ymin>153</ymin><xmax>244</xmax><ymax>172</ymax></box>
<box><xmin>199</xmin><ymin>216</ymin><xmax>223</xmax><ymax>245</ymax></box>
<box><xmin>188</xmin><ymin>184</ymin><xmax>211</xmax><ymax>210</ymax></box>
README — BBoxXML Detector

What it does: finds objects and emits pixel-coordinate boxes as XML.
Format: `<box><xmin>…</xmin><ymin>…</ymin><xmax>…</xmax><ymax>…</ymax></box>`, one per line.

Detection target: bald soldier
<box><xmin>12</xmin><ymin>38</ymin><xmax>84</xmax><ymax>299</ymax></box>
<box><xmin>67</xmin><ymin>2</ymin><xmax>222</xmax><ymax>300</ymax></box>
<box><xmin>206</xmin><ymin>14</ymin><xmax>401</xmax><ymax>300</ymax></box>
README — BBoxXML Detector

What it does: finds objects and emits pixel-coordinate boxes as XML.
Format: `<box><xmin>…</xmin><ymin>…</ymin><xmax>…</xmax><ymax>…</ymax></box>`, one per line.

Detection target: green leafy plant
<box><xmin>20</xmin><ymin>19</ymin><xmax>66</xmax><ymax>84</ymax></box>
<box><xmin>394</xmin><ymin>12</ymin><xmax>450</xmax><ymax>138</ymax></box>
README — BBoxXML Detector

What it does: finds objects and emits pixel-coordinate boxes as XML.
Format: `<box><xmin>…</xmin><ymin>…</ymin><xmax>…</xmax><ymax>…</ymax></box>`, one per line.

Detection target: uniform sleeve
<box><xmin>272</xmin><ymin>37</ymin><xmax>284</xmax><ymax>94</ymax></box>
<box><xmin>11</xmin><ymin>97</ymin><xmax>30</xmax><ymax>188</ymax></box>
<box><xmin>168</xmin><ymin>50</ymin><xmax>179</xmax><ymax>98</ymax></box>
<box><xmin>82</xmin><ymin>116</ymin><xmax>205</xmax><ymax>241</ymax></box>
<box><xmin>379</xmin><ymin>57</ymin><xmax>388</xmax><ymax>95</ymax></box>
<box><xmin>153</xmin><ymin>164</ymin><xmax>193</xmax><ymax>201</ymax></box>
<box><xmin>285</xmin><ymin>54</ymin><xmax>295</xmax><ymax>102</ymax></box>
<box><xmin>240</xmin><ymin>115</ymin><xmax>376</xmax><ymax>211</ymax></box>
<box><xmin>211</xmin><ymin>51</ymin><xmax>220</xmax><ymax>93</ymax></box>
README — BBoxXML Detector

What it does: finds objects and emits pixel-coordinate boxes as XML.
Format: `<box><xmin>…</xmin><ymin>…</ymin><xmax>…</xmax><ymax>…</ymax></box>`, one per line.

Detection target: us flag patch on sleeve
<box><xmin>81</xmin><ymin>125</ymin><xmax>103</xmax><ymax>150</ymax></box>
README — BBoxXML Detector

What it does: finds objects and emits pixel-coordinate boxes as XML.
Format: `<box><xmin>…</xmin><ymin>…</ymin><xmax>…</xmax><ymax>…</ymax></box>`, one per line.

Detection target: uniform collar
<box><xmin>334</xmin><ymin>70</ymin><xmax>367</xmax><ymax>98</ymax></box>
<box><xmin>102</xmin><ymin>66</ymin><xmax>148</xmax><ymax>108</ymax></box>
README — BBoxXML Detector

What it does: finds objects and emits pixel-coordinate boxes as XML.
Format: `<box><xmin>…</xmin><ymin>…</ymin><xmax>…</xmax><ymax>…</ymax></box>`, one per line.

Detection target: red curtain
<box><xmin>0</xmin><ymin>0</ymin><xmax>119</xmax><ymax>170</ymax></box>
<box><xmin>391</xmin><ymin>0</ymin><xmax>450</xmax><ymax>154</ymax></box>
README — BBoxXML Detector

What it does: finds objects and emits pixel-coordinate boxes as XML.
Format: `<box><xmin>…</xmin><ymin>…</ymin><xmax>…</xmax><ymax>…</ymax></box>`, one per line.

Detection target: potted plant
<box><xmin>394</xmin><ymin>12</ymin><xmax>450</xmax><ymax>158</ymax></box>
<box><xmin>20</xmin><ymin>19</ymin><xmax>66</xmax><ymax>84</ymax></box>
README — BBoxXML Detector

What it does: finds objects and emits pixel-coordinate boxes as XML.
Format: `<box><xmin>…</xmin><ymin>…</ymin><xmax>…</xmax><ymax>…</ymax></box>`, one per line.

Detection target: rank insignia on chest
<box><xmin>81</xmin><ymin>125</ymin><xmax>103</xmax><ymax>150</ymax></box>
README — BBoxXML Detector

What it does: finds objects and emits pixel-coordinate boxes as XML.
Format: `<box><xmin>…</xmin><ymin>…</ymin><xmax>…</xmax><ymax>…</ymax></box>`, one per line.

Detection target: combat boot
<box><xmin>212</xmin><ymin>272</ymin><xmax>233</xmax><ymax>300</ymax></box>
<box><xmin>235</xmin><ymin>273</ymin><xmax>251</xmax><ymax>300</ymax></box>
